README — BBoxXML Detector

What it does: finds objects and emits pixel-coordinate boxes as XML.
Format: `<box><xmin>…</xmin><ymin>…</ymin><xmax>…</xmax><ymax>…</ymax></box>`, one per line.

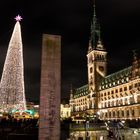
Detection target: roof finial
<box><xmin>15</xmin><ymin>15</ymin><xmax>22</xmax><ymax>22</ymax></box>
<box><xmin>70</xmin><ymin>84</ymin><xmax>73</xmax><ymax>99</ymax></box>
<box><xmin>70</xmin><ymin>84</ymin><xmax>73</xmax><ymax>94</ymax></box>
<box><xmin>90</xmin><ymin>0</ymin><xmax>97</xmax><ymax>50</ymax></box>
<box><xmin>131</xmin><ymin>49</ymin><xmax>139</xmax><ymax>79</ymax></box>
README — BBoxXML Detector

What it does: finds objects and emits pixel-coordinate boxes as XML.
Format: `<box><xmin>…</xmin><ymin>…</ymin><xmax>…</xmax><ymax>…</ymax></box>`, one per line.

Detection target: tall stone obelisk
<box><xmin>39</xmin><ymin>34</ymin><xmax>61</xmax><ymax>140</ymax></box>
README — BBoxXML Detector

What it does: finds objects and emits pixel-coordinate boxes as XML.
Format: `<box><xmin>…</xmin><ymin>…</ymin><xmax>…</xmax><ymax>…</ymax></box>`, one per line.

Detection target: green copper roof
<box><xmin>90</xmin><ymin>3</ymin><xmax>103</xmax><ymax>50</ymax></box>
<box><xmin>73</xmin><ymin>66</ymin><xmax>133</xmax><ymax>97</ymax></box>
<box><xmin>100</xmin><ymin>66</ymin><xmax>132</xmax><ymax>90</ymax></box>
<box><xmin>73</xmin><ymin>84</ymin><xmax>88</xmax><ymax>98</ymax></box>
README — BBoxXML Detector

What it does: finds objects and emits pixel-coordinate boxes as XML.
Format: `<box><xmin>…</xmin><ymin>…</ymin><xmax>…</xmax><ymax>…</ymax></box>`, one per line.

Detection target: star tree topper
<box><xmin>15</xmin><ymin>15</ymin><xmax>22</xmax><ymax>21</ymax></box>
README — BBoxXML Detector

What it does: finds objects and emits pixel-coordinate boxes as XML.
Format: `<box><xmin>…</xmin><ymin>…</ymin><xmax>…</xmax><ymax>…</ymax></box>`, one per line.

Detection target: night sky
<box><xmin>0</xmin><ymin>0</ymin><xmax>140</xmax><ymax>104</ymax></box>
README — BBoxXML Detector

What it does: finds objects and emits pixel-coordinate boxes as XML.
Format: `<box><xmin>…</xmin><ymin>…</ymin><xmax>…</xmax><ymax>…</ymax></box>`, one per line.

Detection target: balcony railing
<box><xmin>70</xmin><ymin>122</ymin><xmax>106</xmax><ymax>131</ymax></box>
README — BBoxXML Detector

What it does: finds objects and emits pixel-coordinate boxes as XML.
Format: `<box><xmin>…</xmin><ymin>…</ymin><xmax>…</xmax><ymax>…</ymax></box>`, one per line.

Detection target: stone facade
<box><xmin>39</xmin><ymin>34</ymin><xmax>61</xmax><ymax>140</ymax></box>
<box><xmin>60</xmin><ymin>104</ymin><xmax>71</xmax><ymax>119</ymax></box>
<box><xmin>70</xmin><ymin>4</ymin><xmax>140</xmax><ymax>121</ymax></box>
<box><xmin>69</xmin><ymin>129</ymin><xmax>140</xmax><ymax>140</ymax></box>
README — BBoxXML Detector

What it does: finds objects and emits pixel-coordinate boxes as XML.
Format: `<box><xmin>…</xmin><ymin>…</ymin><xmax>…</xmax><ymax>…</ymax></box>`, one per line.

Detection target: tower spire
<box><xmin>0</xmin><ymin>15</ymin><xmax>26</xmax><ymax>112</ymax></box>
<box><xmin>87</xmin><ymin>0</ymin><xmax>107</xmax><ymax>116</ymax></box>
<box><xmin>96</xmin><ymin>24</ymin><xmax>104</xmax><ymax>50</ymax></box>
<box><xmin>88</xmin><ymin>0</ymin><xmax>104</xmax><ymax>52</ymax></box>
<box><xmin>88</xmin><ymin>2</ymin><xmax>96</xmax><ymax>52</ymax></box>
<box><xmin>90</xmin><ymin>2</ymin><xmax>97</xmax><ymax>50</ymax></box>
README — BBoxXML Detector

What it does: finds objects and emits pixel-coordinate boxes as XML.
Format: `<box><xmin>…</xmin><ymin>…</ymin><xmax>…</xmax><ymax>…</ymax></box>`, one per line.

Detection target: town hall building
<box><xmin>70</xmin><ymin>4</ymin><xmax>140</xmax><ymax>121</ymax></box>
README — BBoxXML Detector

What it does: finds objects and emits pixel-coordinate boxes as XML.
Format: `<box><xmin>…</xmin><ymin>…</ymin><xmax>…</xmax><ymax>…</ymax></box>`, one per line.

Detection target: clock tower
<box><xmin>86</xmin><ymin>4</ymin><xmax>107</xmax><ymax>115</ymax></box>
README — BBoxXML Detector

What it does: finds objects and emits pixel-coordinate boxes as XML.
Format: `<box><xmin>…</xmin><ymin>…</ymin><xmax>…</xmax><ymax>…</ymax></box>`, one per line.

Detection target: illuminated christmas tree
<box><xmin>0</xmin><ymin>15</ymin><xmax>26</xmax><ymax>112</ymax></box>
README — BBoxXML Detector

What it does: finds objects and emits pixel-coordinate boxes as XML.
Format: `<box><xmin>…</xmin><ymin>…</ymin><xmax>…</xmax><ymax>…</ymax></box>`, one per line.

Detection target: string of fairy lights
<box><xmin>0</xmin><ymin>15</ymin><xmax>26</xmax><ymax>113</ymax></box>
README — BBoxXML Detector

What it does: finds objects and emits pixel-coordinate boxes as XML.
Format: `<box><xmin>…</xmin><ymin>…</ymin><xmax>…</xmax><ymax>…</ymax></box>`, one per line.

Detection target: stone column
<box><xmin>134</xmin><ymin>106</ymin><xmax>139</xmax><ymax>118</ymax></box>
<box><xmin>124</xmin><ymin>109</ymin><xmax>127</xmax><ymax>119</ymax></box>
<box><xmin>39</xmin><ymin>34</ymin><xmax>61</xmax><ymax>140</ymax></box>
<box><xmin>119</xmin><ymin>110</ymin><xmax>122</xmax><ymax>118</ymax></box>
<box><xmin>129</xmin><ymin>108</ymin><xmax>132</xmax><ymax>118</ymax></box>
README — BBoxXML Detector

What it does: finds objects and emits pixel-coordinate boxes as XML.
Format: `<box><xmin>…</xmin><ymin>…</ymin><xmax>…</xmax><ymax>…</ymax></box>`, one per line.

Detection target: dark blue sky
<box><xmin>0</xmin><ymin>0</ymin><xmax>140</xmax><ymax>103</ymax></box>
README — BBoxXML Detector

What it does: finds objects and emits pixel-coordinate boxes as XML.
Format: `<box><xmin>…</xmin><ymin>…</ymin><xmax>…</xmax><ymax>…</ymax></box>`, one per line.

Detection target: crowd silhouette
<box><xmin>0</xmin><ymin>117</ymin><xmax>38</xmax><ymax>140</ymax></box>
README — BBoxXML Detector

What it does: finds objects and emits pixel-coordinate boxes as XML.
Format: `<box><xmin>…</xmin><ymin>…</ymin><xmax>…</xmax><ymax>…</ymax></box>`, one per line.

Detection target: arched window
<box><xmin>109</xmin><ymin>112</ymin><xmax>111</xmax><ymax>117</ymax></box>
<box><xmin>113</xmin><ymin>111</ymin><xmax>115</xmax><ymax>117</ymax></box>
<box><xmin>108</xmin><ymin>101</ymin><xmax>110</xmax><ymax>107</ymax></box>
<box><xmin>116</xmin><ymin>100</ymin><xmax>118</xmax><ymax>106</ymax></box>
<box><xmin>105</xmin><ymin>102</ymin><xmax>106</xmax><ymax>107</ymax></box>
<box><xmin>125</xmin><ymin>98</ymin><xmax>127</xmax><ymax>104</ymax></box>
<box><xmin>117</xmin><ymin>111</ymin><xmax>120</xmax><ymax>117</ymax></box>
<box><xmin>122</xmin><ymin>110</ymin><xmax>124</xmax><ymax>117</ymax></box>
<box><xmin>112</xmin><ymin>101</ymin><xmax>114</xmax><ymax>106</ymax></box>
<box><xmin>90</xmin><ymin>67</ymin><xmax>93</xmax><ymax>73</ymax></box>
<box><xmin>132</xmin><ymin>109</ymin><xmax>135</xmax><ymax>116</ymax></box>
<box><xmin>127</xmin><ymin>110</ymin><xmax>129</xmax><ymax>117</ymax></box>
<box><xmin>120</xmin><ymin>99</ymin><xmax>123</xmax><ymax>105</ymax></box>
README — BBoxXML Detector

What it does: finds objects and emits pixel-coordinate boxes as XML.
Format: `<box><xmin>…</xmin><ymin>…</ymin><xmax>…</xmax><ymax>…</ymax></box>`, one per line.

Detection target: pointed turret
<box><xmin>0</xmin><ymin>15</ymin><xmax>26</xmax><ymax>112</ymax></box>
<box><xmin>91</xmin><ymin>4</ymin><xmax>97</xmax><ymax>49</ymax></box>
<box><xmin>70</xmin><ymin>84</ymin><xmax>73</xmax><ymax>99</ymax></box>
<box><xmin>131</xmin><ymin>50</ymin><xmax>140</xmax><ymax>79</ymax></box>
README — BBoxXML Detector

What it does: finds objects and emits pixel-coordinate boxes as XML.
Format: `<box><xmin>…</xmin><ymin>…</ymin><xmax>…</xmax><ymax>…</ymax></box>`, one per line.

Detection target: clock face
<box><xmin>99</xmin><ymin>66</ymin><xmax>104</xmax><ymax>72</ymax></box>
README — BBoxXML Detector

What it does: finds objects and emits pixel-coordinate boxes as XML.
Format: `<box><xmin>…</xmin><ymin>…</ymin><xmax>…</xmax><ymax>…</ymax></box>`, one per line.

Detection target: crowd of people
<box><xmin>0</xmin><ymin>117</ymin><xmax>38</xmax><ymax>140</ymax></box>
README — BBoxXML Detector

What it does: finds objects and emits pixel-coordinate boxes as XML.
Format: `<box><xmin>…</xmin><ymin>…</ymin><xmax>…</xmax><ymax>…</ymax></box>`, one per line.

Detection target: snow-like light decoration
<box><xmin>0</xmin><ymin>16</ymin><xmax>26</xmax><ymax>113</ymax></box>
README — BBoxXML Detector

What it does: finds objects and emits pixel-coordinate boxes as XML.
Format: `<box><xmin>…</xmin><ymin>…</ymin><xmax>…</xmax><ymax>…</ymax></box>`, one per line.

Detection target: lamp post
<box><xmin>84</xmin><ymin>113</ymin><xmax>90</xmax><ymax>140</ymax></box>
<box><xmin>85</xmin><ymin>120</ymin><xmax>89</xmax><ymax>140</ymax></box>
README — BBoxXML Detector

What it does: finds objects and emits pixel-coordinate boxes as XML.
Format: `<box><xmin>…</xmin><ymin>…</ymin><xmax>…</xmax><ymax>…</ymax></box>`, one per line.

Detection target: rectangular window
<box><xmin>135</xmin><ymin>83</ymin><xmax>138</xmax><ymax>87</ymax></box>
<box><xmin>124</xmin><ymin>87</ymin><xmax>127</xmax><ymax>91</ymax></box>
<box><xmin>120</xmin><ymin>88</ymin><xmax>122</xmax><ymax>92</ymax></box>
<box><xmin>90</xmin><ymin>67</ymin><xmax>93</xmax><ymax>73</ymax></box>
<box><xmin>129</xmin><ymin>85</ymin><xmax>132</xmax><ymax>90</ymax></box>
